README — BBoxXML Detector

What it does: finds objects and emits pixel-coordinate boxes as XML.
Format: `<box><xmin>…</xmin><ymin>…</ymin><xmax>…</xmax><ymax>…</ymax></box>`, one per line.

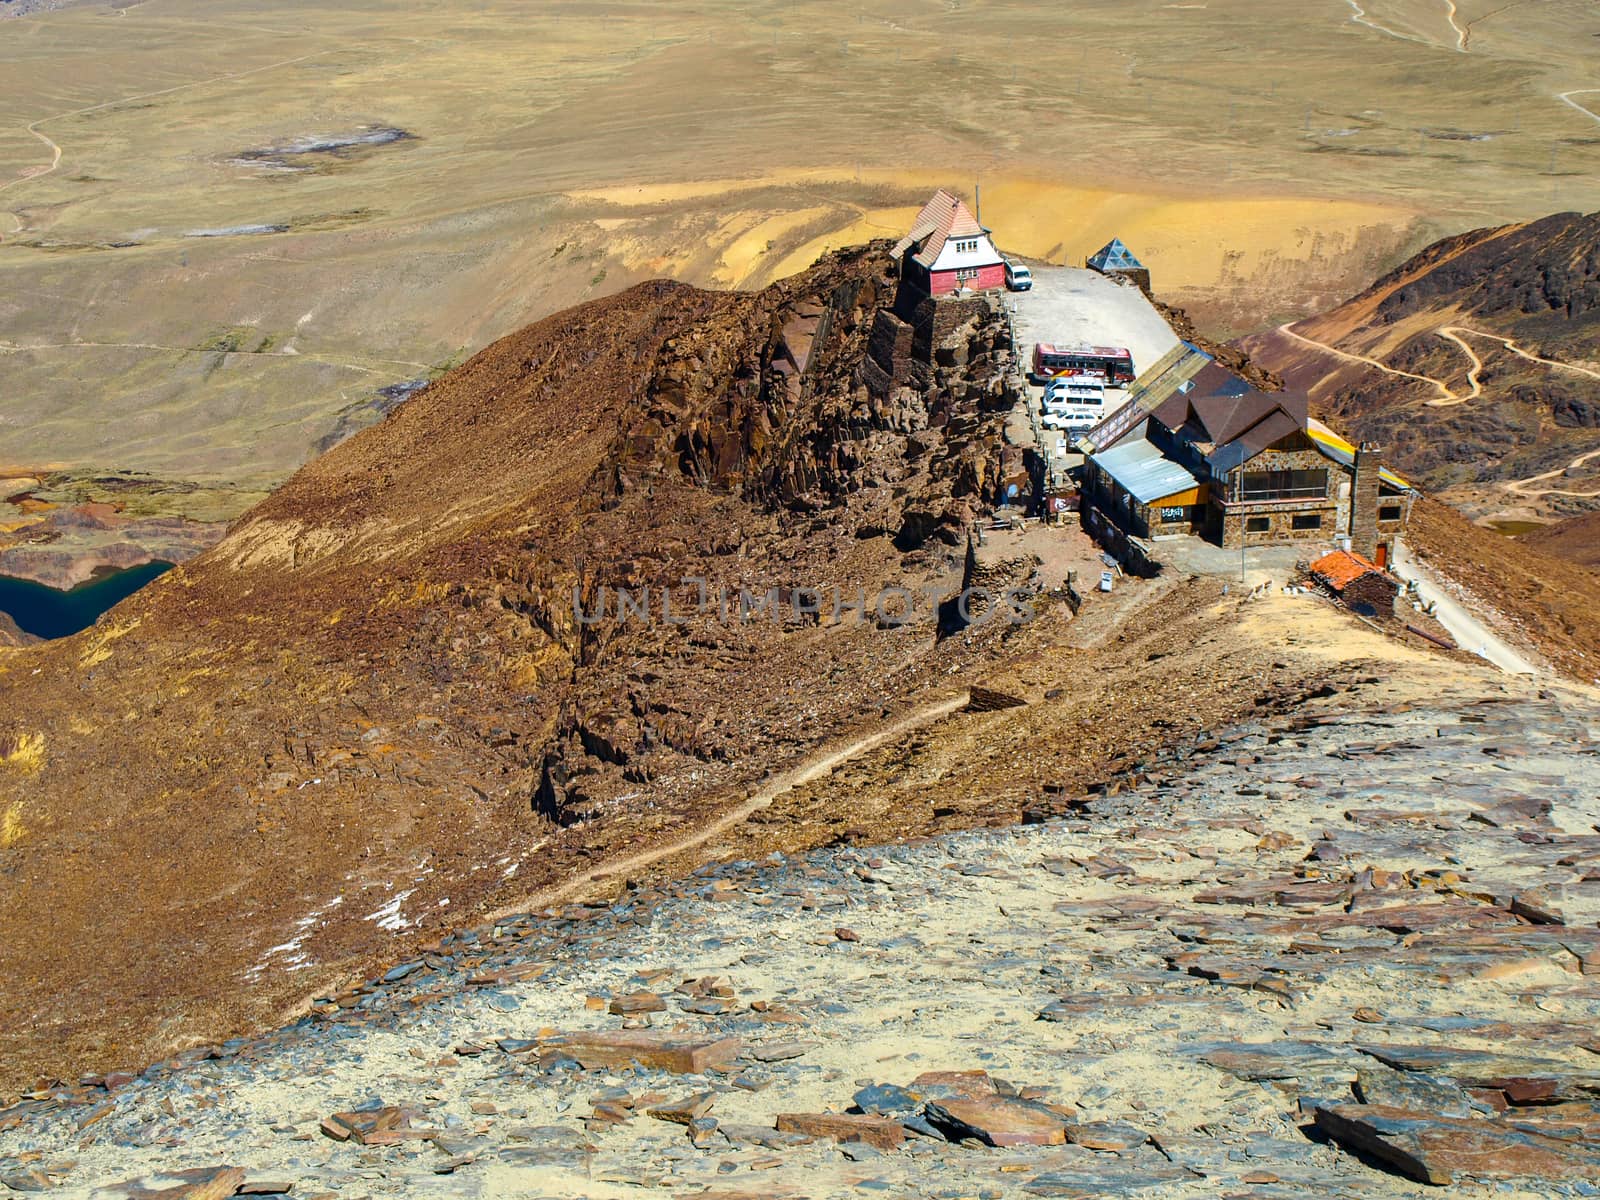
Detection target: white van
<box><xmin>1004</xmin><ymin>260</ymin><xmax>1032</xmax><ymax>291</ymax></box>
<box><xmin>1043</xmin><ymin>381</ymin><xmax>1104</xmax><ymax>414</ymax></box>
<box><xmin>1046</xmin><ymin>379</ymin><xmax>1105</xmax><ymax>405</ymax></box>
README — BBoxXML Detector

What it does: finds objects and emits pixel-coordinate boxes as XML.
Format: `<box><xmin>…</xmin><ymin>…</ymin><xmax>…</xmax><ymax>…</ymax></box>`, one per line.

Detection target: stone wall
<box><xmin>1213</xmin><ymin>442</ymin><xmax>1343</xmax><ymax>549</ymax></box>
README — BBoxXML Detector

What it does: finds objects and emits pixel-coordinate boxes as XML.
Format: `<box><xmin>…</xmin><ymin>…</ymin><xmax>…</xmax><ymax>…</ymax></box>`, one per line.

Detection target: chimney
<box><xmin>1351</xmin><ymin>442</ymin><xmax>1381</xmax><ymax>560</ymax></box>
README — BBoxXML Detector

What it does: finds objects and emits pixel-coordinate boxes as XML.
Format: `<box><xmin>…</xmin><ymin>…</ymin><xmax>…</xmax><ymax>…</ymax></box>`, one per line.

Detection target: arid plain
<box><xmin>1</xmin><ymin>0</ymin><xmax>1598</xmax><ymax>514</ymax></box>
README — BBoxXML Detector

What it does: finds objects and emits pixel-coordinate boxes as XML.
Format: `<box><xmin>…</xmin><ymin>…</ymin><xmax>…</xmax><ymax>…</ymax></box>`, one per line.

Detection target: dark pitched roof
<box><xmin>1080</xmin><ymin>342</ymin><xmax>1212</xmax><ymax>453</ymax></box>
<box><xmin>1149</xmin><ymin>366</ymin><xmax>1310</xmax><ymax>458</ymax></box>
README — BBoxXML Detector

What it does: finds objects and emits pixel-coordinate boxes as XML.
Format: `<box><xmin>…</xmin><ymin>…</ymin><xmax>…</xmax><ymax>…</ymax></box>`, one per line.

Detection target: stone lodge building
<box><xmin>1083</xmin><ymin>363</ymin><xmax>1412</xmax><ymax>563</ymax></box>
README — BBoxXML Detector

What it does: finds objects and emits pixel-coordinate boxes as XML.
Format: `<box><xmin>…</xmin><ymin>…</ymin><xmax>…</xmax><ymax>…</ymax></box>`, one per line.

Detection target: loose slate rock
<box><xmin>924</xmin><ymin>1095</ymin><xmax>1069</xmax><ymax>1147</ymax></box>
<box><xmin>647</xmin><ymin>1091</ymin><xmax>716</xmax><ymax>1125</ymax></box>
<box><xmin>1316</xmin><ymin>1102</ymin><xmax>1600</xmax><ymax>1184</ymax></box>
<box><xmin>541</xmin><ymin>1030</ymin><xmax>741</xmax><ymax>1074</ymax></box>
<box><xmin>93</xmin><ymin>1167</ymin><xmax>247</xmax><ymax>1199</ymax></box>
<box><xmin>1064</xmin><ymin>1120</ymin><xmax>1149</xmax><ymax>1151</ymax></box>
<box><xmin>1357</xmin><ymin>1044</ymin><xmax>1600</xmax><ymax>1104</ymax></box>
<box><xmin>774</xmin><ymin>1112</ymin><xmax>905</xmax><ymax>1150</ymax></box>
<box><xmin>749</xmin><ymin>1040</ymin><xmax>816</xmax><ymax>1062</ymax></box>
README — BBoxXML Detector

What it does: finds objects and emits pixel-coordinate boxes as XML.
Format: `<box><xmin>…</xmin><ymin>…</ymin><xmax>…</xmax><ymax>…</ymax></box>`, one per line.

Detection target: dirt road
<box><xmin>1392</xmin><ymin>538</ymin><xmax>1537</xmax><ymax>675</ymax></box>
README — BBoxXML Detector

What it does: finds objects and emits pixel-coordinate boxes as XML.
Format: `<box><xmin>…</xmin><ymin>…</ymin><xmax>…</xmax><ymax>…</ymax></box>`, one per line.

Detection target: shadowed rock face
<box><xmin>0</xmin><ymin>610</ymin><xmax>34</xmax><ymax>647</ymax></box>
<box><xmin>0</xmin><ymin>245</ymin><xmax>1027</xmax><ymax>1091</ymax></box>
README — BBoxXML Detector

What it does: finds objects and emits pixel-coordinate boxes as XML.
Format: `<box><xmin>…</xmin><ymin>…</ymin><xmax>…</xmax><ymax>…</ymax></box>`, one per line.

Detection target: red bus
<box><xmin>1032</xmin><ymin>343</ymin><xmax>1134</xmax><ymax>385</ymax></box>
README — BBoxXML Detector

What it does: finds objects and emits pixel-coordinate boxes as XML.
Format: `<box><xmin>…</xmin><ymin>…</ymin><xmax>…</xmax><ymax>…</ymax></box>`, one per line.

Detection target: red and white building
<box><xmin>892</xmin><ymin>189</ymin><xmax>1005</xmax><ymax>296</ymax></box>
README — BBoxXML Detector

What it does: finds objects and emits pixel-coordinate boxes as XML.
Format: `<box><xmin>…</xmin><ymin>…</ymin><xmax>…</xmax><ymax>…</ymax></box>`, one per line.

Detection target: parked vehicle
<box><xmin>1041</xmin><ymin>406</ymin><xmax>1101</xmax><ymax>431</ymax></box>
<box><xmin>1045</xmin><ymin>379</ymin><xmax>1105</xmax><ymax>407</ymax></box>
<box><xmin>1004</xmin><ymin>260</ymin><xmax>1032</xmax><ymax>291</ymax></box>
<box><xmin>1031</xmin><ymin>343</ymin><xmax>1133</xmax><ymax>385</ymax></box>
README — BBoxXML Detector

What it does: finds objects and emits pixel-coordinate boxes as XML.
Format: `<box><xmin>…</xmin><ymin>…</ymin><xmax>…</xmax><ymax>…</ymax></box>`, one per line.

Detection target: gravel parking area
<box><xmin>1001</xmin><ymin>265</ymin><xmax>1183</xmax><ymax>484</ymax></box>
<box><xmin>1008</xmin><ymin>265</ymin><xmax>1181</xmax><ymax>399</ymax></box>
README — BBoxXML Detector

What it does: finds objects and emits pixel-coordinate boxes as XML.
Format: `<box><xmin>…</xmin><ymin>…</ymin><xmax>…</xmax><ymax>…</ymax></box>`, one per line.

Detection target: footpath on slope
<box><xmin>5</xmin><ymin>667</ymin><xmax>1598</xmax><ymax>1199</ymax></box>
<box><xmin>1390</xmin><ymin>539</ymin><xmax>1537</xmax><ymax>676</ymax></box>
<box><xmin>505</xmin><ymin>691</ymin><xmax>973</xmax><ymax>916</ymax></box>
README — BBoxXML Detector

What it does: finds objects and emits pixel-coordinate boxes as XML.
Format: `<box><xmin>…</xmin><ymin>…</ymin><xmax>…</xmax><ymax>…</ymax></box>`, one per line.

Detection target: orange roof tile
<box><xmin>1309</xmin><ymin>549</ymin><xmax>1383</xmax><ymax>590</ymax></box>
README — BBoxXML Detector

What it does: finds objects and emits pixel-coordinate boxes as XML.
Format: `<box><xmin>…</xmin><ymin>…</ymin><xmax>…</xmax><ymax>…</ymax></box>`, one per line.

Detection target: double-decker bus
<box><xmin>1031</xmin><ymin>343</ymin><xmax>1134</xmax><ymax>385</ymax></box>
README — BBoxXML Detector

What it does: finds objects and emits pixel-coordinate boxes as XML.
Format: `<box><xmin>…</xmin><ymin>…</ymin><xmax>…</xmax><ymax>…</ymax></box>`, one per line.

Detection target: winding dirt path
<box><xmin>1503</xmin><ymin>447</ymin><xmax>1600</xmax><ymax>499</ymax></box>
<box><xmin>1442</xmin><ymin>0</ymin><xmax>1467</xmax><ymax>51</ymax></box>
<box><xmin>1425</xmin><ymin>327</ymin><xmax>1485</xmax><ymax>406</ymax></box>
<box><xmin>505</xmin><ymin>690</ymin><xmax>973</xmax><ymax>912</ymax></box>
<box><xmin>1558</xmin><ymin>89</ymin><xmax>1600</xmax><ymax>127</ymax></box>
<box><xmin>1281</xmin><ymin>320</ymin><xmax>1600</xmax><ymax>409</ymax></box>
<box><xmin>1285</xmin><ymin>319</ymin><xmax>1600</xmax><ymax>500</ymax></box>
<box><xmin>1276</xmin><ymin>321</ymin><xmax>1456</xmax><ymax>401</ymax></box>
<box><xmin>0</xmin><ymin>50</ymin><xmax>338</xmax><ymax>237</ymax></box>
<box><xmin>1344</xmin><ymin>0</ymin><xmax>1467</xmax><ymax>51</ymax></box>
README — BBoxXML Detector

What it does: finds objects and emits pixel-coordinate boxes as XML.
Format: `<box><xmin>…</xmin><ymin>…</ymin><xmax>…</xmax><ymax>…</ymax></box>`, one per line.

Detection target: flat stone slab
<box><xmin>539</xmin><ymin>1030</ymin><xmax>741</xmax><ymax>1074</ymax></box>
<box><xmin>1316</xmin><ymin>1102</ymin><xmax>1600</xmax><ymax>1184</ymax></box>
<box><xmin>1357</xmin><ymin>1044</ymin><xmax>1600</xmax><ymax>1103</ymax></box>
<box><xmin>773</xmin><ymin>1111</ymin><xmax>905</xmax><ymax>1149</ymax></box>
<box><xmin>1198</xmin><ymin>1041</ymin><xmax>1359</xmax><ymax>1084</ymax></box>
<box><xmin>924</xmin><ymin>1095</ymin><xmax>1070</xmax><ymax>1146</ymax></box>
<box><xmin>90</xmin><ymin>1167</ymin><xmax>247</xmax><ymax>1200</ymax></box>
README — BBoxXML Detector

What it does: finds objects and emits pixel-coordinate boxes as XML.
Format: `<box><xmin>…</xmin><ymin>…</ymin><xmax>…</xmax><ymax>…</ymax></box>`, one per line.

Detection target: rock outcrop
<box><xmin>0</xmin><ymin>246</ymin><xmax>1024</xmax><ymax>1090</ymax></box>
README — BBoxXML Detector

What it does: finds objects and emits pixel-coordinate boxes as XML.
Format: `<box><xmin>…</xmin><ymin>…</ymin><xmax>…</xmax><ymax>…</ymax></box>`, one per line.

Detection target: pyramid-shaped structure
<box><xmin>1087</xmin><ymin>237</ymin><xmax>1144</xmax><ymax>272</ymax></box>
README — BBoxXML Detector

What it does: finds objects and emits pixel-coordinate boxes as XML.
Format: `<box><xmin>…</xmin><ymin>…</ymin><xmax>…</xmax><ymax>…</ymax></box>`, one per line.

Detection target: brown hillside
<box><xmin>1241</xmin><ymin>212</ymin><xmax>1600</xmax><ymax>523</ymax></box>
<box><xmin>1406</xmin><ymin>496</ymin><xmax>1600</xmax><ymax>682</ymax></box>
<box><xmin>0</xmin><ymin>247</ymin><xmax>1046</xmax><ymax>1091</ymax></box>
<box><xmin>1521</xmin><ymin>509</ymin><xmax>1600</xmax><ymax>571</ymax></box>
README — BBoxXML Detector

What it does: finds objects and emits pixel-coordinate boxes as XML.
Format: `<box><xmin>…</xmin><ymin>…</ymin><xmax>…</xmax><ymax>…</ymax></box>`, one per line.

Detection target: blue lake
<box><xmin>0</xmin><ymin>560</ymin><xmax>173</xmax><ymax>640</ymax></box>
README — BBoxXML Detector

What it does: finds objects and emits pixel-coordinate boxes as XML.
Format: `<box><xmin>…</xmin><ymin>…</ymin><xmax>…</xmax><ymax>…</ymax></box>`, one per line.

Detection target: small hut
<box><xmin>1308</xmin><ymin>549</ymin><xmax>1399</xmax><ymax>616</ymax></box>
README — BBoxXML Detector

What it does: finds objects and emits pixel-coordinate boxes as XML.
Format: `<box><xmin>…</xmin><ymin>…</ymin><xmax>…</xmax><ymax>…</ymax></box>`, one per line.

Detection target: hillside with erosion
<box><xmin>3</xmin><ymin>232</ymin><xmax>1600</xmax><ymax>1196</ymax></box>
<box><xmin>0</xmin><ymin>244</ymin><xmax>1333</xmax><ymax>1095</ymax></box>
<box><xmin>1242</xmin><ymin>212</ymin><xmax>1600</xmax><ymax>531</ymax></box>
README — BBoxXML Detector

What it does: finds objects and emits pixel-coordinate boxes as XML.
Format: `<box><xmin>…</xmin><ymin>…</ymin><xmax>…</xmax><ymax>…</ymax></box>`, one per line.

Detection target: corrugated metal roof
<box><xmin>1091</xmin><ymin>435</ymin><xmax>1202</xmax><ymax>504</ymax></box>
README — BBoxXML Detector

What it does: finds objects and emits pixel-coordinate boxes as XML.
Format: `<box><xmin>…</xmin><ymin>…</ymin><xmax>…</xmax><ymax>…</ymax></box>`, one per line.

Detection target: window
<box><xmin>1239</xmin><ymin>468</ymin><xmax>1327</xmax><ymax>501</ymax></box>
<box><xmin>1245</xmin><ymin>516</ymin><xmax>1270</xmax><ymax>533</ymax></box>
<box><xmin>1291</xmin><ymin>513</ymin><xmax>1322</xmax><ymax>531</ymax></box>
<box><xmin>1379</xmin><ymin>504</ymin><xmax>1403</xmax><ymax>522</ymax></box>
<box><xmin>955</xmin><ymin>267</ymin><xmax>979</xmax><ymax>282</ymax></box>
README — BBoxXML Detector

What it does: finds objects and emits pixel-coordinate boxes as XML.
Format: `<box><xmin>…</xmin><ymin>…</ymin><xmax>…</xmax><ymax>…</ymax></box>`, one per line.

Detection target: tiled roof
<box><xmin>891</xmin><ymin>190</ymin><xmax>988</xmax><ymax>269</ymax></box>
<box><xmin>1309</xmin><ymin>549</ymin><xmax>1384</xmax><ymax>590</ymax></box>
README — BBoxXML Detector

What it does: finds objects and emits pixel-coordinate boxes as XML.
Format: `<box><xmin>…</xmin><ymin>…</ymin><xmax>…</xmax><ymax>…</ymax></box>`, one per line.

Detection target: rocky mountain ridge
<box><xmin>0</xmin><ymin>244</ymin><xmax>1035</xmax><ymax>1090</ymax></box>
